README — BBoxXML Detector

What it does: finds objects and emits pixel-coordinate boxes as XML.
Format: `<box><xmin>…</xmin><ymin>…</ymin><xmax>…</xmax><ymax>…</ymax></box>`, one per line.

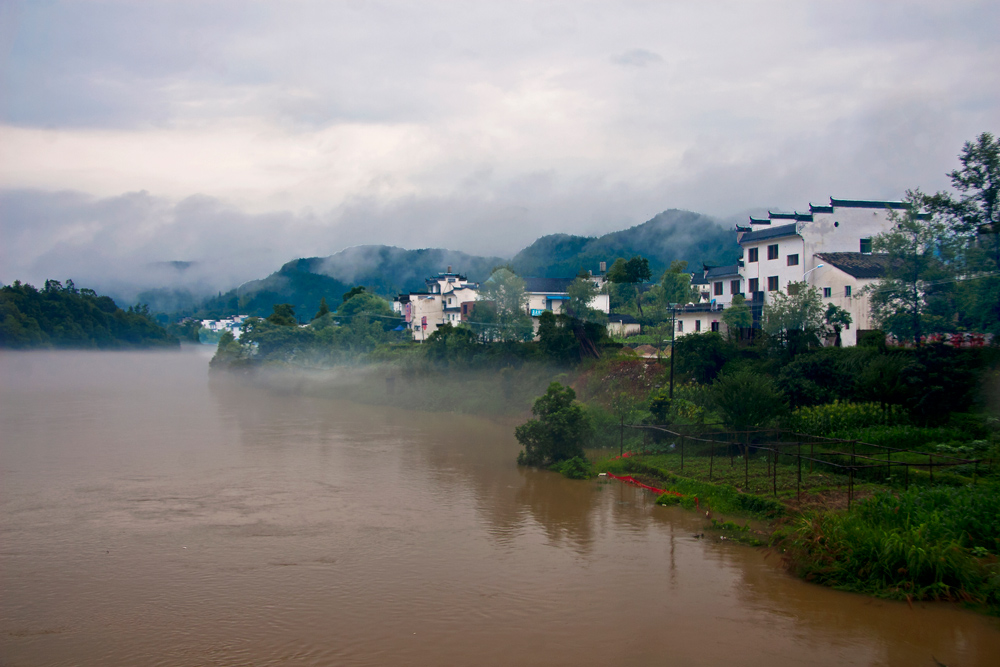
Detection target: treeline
<box><xmin>0</xmin><ymin>280</ymin><xmax>179</xmax><ymax>349</ymax></box>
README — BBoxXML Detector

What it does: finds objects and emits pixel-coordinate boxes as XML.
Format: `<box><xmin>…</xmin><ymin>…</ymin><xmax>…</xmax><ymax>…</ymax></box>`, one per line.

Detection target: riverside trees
<box><xmin>515</xmin><ymin>382</ymin><xmax>590</xmax><ymax>466</ymax></box>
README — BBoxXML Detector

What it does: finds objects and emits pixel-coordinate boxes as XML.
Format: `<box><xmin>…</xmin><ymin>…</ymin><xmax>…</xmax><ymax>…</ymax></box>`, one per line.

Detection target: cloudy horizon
<box><xmin>1</xmin><ymin>0</ymin><xmax>997</xmax><ymax>298</ymax></box>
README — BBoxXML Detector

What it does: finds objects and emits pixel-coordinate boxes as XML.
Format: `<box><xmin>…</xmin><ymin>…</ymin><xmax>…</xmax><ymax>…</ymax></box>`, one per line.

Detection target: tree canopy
<box><xmin>0</xmin><ymin>280</ymin><xmax>178</xmax><ymax>349</ymax></box>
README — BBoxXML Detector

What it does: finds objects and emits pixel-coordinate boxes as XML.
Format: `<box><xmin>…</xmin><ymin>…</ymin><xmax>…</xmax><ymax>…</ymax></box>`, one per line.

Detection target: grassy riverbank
<box><xmin>589</xmin><ymin>449</ymin><xmax>1000</xmax><ymax>614</ymax></box>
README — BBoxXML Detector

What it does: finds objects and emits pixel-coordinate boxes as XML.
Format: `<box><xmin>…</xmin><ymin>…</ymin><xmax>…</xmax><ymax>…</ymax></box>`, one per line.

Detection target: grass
<box><xmin>772</xmin><ymin>485</ymin><xmax>1000</xmax><ymax>613</ymax></box>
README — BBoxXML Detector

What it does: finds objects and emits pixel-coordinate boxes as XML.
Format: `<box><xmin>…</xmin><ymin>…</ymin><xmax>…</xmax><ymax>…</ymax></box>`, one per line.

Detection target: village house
<box><xmin>393</xmin><ymin>268</ymin><xmax>479</xmax><ymax>341</ymax></box>
<box><xmin>730</xmin><ymin>197</ymin><xmax>915</xmax><ymax>345</ymax></box>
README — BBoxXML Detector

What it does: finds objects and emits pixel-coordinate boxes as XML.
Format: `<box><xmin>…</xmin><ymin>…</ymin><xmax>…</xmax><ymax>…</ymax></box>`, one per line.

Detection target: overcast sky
<box><xmin>1</xmin><ymin>0</ymin><xmax>998</xmax><ymax>296</ymax></box>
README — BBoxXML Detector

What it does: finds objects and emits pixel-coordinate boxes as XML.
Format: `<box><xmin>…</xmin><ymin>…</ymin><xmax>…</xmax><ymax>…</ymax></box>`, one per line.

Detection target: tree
<box><xmin>266</xmin><ymin>303</ymin><xmax>298</xmax><ymax>326</ymax></box>
<box><xmin>515</xmin><ymin>382</ymin><xmax>590</xmax><ymax>466</ymax></box>
<box><xmin>660</xmin><ymin>260</ymin><xmax>700</xmax><ymax>306</ymax></box>
<box><xmin>926</xmin><ymin>132</ymin><xmax>1000</xmax><ymax>333</ymax></box>
<box><xmin>721</xmin><ymin>293</ymin><xmax>752</xmax><ymax>340</ymax></box>
<box><xmin>712</xmin><ymin>369</ymin><xmax>786</xmax><ymax>433</ymax></box>
<box><xmin>867</xmin><ymin>190</ymin><xmax>952</xmax><ymax>346</ymax></box>
<box><xmin>479</xmin><ymin>268</ymin><xmax>533</xmax><ymax>342</ymax></box>
<box><xmin>312</xmin><ymin>297</ymin><xmax>331</xmax><ymax>321</ymax></box>
<box><xmin>566</xmin><ymin>270</ymin><xmax>605</xmax><ymax>323</ymax></box>
<box><xmin>823</xmin><ymin>303</ymin><xmax>852</xmax><ymax>347</ymax></box>
<box><xmin>607</xmin><ymin>256</ymin><xmax>652</xmax><ymax>317</ymax></box>
<box><xmin>342</xmin><ymin>286</ymin><xmax>366</xmax><ymax>303</ymax></box>
<box><xmin>424</xmin><ymin>323</ymin><xmax>479</xmax><ymax>367</ymax></box>
<box><xmin>762</xmin><ymin>282</ymin><xmax>824</xmax><ymax>352</ymax></box>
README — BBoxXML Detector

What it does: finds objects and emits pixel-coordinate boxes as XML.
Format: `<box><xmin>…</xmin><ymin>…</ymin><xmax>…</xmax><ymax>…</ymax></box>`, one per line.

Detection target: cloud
<box><xmin>0</xmin><ymin>1</ymin><xmax>997</xmax><ymax>296</ymax></box>
<box><xmin>611</xmin><ymin>49</ymin><xmax>663</xmax><ymax>68</ymax></box>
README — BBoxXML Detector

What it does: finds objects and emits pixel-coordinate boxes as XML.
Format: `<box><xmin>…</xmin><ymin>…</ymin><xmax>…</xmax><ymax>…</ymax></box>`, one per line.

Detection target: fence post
<box><xmin>904</xmin><ymin>462</ymin><xmax>909</xmax><ymax>490</ymax></box>
<box><xmin>809</xmin><ymin>440</ymin><xmax>814</xmax><ymax>474</ymax></box>
<box><xmin>929</xmin><ymin>454</ymin><xmax>934</xmax><ymax>485</ymax></box>
<box><xmin>680</xmin><ymin>435</ymin><xmax>685</xmax><ymax>471</ymax></box>
<box><xmin>973</xmin><ymin>460</ymin><xmax>978</xmax><ymax>486</ymax></box>
<box><xmin>745</xmin><ymin>442</ymin><xmax>749</xmax><ymax>490</ymax></box>
<box><xmin>772</xmin><ymin>448</ymin><xmax>777</xmax><ymax>497</ymax></box>
<box><xmin>848</xmin><ymin>467</ymin><xmax>854</xmax><ymax>510</ymax></box>
<box><xmin>710</xmin><ymin>441</ymin><xmax>714</xmax><ymax>481</ymax></box>
<box><xmin>797</xmin><ymin>442</ymin><xmax>802</xmax><ymax>502</ymax></box>
<box><xmin>886</xmin><ymin>448</ymin><xmax>891</xmax><ymax>484</ymax></box>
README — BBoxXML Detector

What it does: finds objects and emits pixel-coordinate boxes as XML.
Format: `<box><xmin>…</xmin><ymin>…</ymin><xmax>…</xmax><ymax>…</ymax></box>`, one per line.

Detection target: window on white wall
<box><xmin>823</xmin><ymin>287</ymin><xmax>832</xmax><ymax>298</ymax></box>
<box><xmin>695</xmin><ymin>320</ymin><xmax>701</xmax><ymax>332</ymax></box>
<box><xmin>677</xmin><ymin>320</ymin><xmax>684</xmax><ymax>332</ymax></box>
<box><xmin>748</xmin><ymin>247</ymin><xmax>758</xmax><ymax>262</ymax></box>
<box><xmin>845</xmin><ymin>285</ymin><xmax>852</xmax><ymax>297</ymax></box>
<box><xmin>787</xmin><ymin>254</ymin><xmax>799</xmax><ymax>266</ymax></box>
<box><xmin>767</xmin><ymin>244</ymin><xmax>779</xmax><ymax>260</ymax></box>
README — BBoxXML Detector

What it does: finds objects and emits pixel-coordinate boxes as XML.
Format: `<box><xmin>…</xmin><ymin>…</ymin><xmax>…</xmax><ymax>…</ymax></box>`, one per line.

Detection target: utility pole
<box><xmin>669</xmin><ymin>304</ymin><xmax>677</xmax><ymax>399</ymax></box>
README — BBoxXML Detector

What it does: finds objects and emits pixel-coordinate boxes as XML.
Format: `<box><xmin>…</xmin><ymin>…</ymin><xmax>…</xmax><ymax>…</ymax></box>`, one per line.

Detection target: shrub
<box><xmin>515</xmin><ymin>382</ymin><xmax>591</xmax><ymax>466</ymax></box>
<box><xmin>713</xmin><ymin>369</ymin><xmax>786</xmax><ymax>431</ymax></box>
<box><xmin>551</xmin><ymin>456</ymin><xmax>592</xmax><ymax>479</ymax></box>
<box><xmin>787</xmin><ymin>401</ymin><xmax>892</xmax><ymax>435</ymax></box>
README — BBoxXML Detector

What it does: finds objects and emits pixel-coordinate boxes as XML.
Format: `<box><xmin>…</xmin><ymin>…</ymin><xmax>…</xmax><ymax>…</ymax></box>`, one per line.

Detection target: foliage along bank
<box><xmin>0</xmin><ymin>279</ymin><xmax>179</xmax><ymax>349</ymax></box>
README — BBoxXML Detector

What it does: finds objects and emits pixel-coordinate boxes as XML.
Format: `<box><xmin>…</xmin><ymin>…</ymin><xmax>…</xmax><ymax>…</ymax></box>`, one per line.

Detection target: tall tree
<box><xmin>867</xmin><ymin>190</ymin><xmax>952</xmax><ymax>345</ymax></box>
<box><xmin>762</xmin><ymin>282</ymin><xmax>824</xmax><ymax>352</ymax></box>
<box><xmin>660</xmin><ymin>260</ymin><xmax>700</xmax><ymax>306</ymax></box>
<box><xmin>479</xmin><ymin>268</ymin><xmax>533</xmax><ymax>342</ymax></box>
<box><xmin>566</xmin><ymin>270</ymin><xmax>605</xmax><ymax>323</ymax></box>
<box><xmin>926</xmin><ymin>132</ymin><xmax>1000</xmax><ymax>333</ymax></box>
<box><xmin>607</xmin><ymin>256</ymin><xmax>652</xmax><ymax>317</ymax></box>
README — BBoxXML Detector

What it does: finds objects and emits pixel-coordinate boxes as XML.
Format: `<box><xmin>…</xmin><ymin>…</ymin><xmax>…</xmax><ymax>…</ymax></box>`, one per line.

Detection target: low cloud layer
<box><xmin>1</xmin><ymin>1</ymin><xmax>997</xmax><ymax>298</ymax></box>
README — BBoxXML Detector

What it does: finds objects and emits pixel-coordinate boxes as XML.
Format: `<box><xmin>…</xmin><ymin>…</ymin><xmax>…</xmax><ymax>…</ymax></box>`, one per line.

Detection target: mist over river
<box><xmin>1</xmin><ymin>349</ymin><xmax>998</xmax><ymax>666</ymax></box>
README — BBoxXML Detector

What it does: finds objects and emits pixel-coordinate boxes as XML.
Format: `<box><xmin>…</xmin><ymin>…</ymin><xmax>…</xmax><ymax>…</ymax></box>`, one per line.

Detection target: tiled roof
<box><xmin>737</xmin><ymin>222</ymin><xmax>799</xmax><ymax>244</ymax></box>
<box><xmin>809</xmin><ymin>204</ymin><xmax>834</xmax><ymax>213</ymax></box>
<box><xmin>524</xmin><ymin>277</ymin><xmax>574</xmax><ymax>293</ymax></box>
<box><xmin>816</xmin><ymin>252</ymin><xmax>893</xmax><ymax>279</ymax></box>
<box><xmin>705</xmin><ymin>264</ymin><xmax>740</xmax><ymax>279</ymax></box>
<box><xmin>829</xmin><ymin>198</ymin><xmax>907</xmax><ymax>209</ymax></box>
<box><xmin>749</xmin><ymin>217</ymin><xmax>770</xmax><ymax>225</ymax></box>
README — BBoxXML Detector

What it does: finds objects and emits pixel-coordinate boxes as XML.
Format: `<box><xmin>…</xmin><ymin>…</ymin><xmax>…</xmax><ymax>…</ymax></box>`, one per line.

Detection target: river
<box><xmin>1</xmin><ymin>349</ymin><xmax>998</xmax><ymax>666</ymax></box>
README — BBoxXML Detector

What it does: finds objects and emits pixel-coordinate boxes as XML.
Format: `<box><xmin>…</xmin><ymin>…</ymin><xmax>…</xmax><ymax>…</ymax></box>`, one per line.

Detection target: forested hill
<box><xmin>197</xmin><ymin>246</ymin><xmax>504</xmax><ymax>320</ymax></box>
<box><xmin>194</xmin><ymin>209</ymin><xmax>736</xmax><ymax>320</ymax></box>
<box><xmin>510</xmin><ymin>209</ymin><xmax>736</xmax><ymax>278</ymax></box>
<box><xmin>0</xmin><ymin>280</ymin><xmax>179</xmax><ymax>348</ymax></box>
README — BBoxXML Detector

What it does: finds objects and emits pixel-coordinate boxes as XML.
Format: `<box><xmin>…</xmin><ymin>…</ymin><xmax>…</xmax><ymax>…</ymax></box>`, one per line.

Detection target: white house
<box><xmin>523</xmin><ymin>276</ymin><xmax>611</xmax><ymax>337</ymax></box>
<box><xmin>673</xmin><ymin>303</ymin><xmax>726</xmax><ymax>339</ymax></box>
<box><xmin>394</xmin><ymin>268</ymin><xmax>479</xmax><ymax>341</ymax></box>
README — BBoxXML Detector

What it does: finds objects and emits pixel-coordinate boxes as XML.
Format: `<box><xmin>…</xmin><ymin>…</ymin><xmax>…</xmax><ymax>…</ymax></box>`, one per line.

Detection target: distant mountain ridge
<box><xmin>194</xmin><ymin>209</ymin><xmax>738</xmax><ymax>319</ymax></box>
<box><xmin>510</xmin><ymin>209</ymin><xmax>735</xmax><ymax>278</ymax></box>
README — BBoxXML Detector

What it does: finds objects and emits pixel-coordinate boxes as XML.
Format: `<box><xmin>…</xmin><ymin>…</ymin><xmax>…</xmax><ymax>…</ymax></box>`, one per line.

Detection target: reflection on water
<box><xmin>1</xmin><ymin>349</ymin><xmax>998</xmax><ymax>666</ymax></box>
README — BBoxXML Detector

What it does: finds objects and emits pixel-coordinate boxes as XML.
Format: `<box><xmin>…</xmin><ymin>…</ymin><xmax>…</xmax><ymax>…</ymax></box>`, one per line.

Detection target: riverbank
<box><xmin>589</xmin><ymin>450</ymin><xmax>1000</xmax><ymax>615</ymax></box>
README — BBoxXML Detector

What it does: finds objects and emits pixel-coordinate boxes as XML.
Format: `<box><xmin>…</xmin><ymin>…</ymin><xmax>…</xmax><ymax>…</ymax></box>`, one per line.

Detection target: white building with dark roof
<box><xmin>393</xmin><ymin>268</ymin><xmax>479</xmax><ymax>340</ymax></box>
<box><xmin>731</xmin><ymin>197</ymin><xmax>917</xmax><ymax>345</ymax></box>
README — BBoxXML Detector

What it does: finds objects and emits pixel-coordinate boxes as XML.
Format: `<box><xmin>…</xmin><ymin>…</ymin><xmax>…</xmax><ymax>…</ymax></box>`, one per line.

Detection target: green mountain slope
<box><xmin>197</xmin><ymin>246</ymin><xmax>504</xmax><ymax>320</ymax></box>
<box><xmin>194</xmin><ymin>209</ymin><xmax>738</xmax><ymax>321</ymax></box>
<box><xmin>510</xmin><ymin>209</ymin><xmax>736</xmax><ymax>278</ymax></box>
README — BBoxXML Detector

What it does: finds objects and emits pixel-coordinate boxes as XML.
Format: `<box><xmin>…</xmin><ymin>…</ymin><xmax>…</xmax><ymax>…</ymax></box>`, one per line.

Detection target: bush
<box><xmin>713</xmin><ymin>369</ymin><xmax>786</xmax><ymax>431</ymax></box>
<box><xmin>551</xmin><ymin>456</ymin><xmax>591</xmax><ymax>479</ymax></box>
<box><xmin>515</xmin><ymin>382</ymin><xmax>591</xmax><ymax>466</ymax></box>
<box><xmin>787</xmin><ymin>401</ymin><xmax>893</xmax><ymax>435</ymax></box>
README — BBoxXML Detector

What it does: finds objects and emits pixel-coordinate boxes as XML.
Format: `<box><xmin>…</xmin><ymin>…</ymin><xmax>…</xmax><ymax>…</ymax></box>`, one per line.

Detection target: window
<box><xmin>767</xmin><ymin>244</ymin><xmax>779</xmax><ymax>260</ymax></box>
<box><xmin>695</xmin><ymin>320</ymin><xmax>701</xmax><ymax>332</ymax></box>
<box><xmin>768</xmin><ymin>276</ymin><xmax>779</xmax><ymax>291</ymax></box>
<box><xmin>714</xmin><ymin>282</ymin><xmax>723</xmax><ymax>296</ymax></box>
<box><xmin>711</xmin><ymin>321</ymin><xmax>720</xmax><ymax>332</ymax></box>
<box><xmin>730</xmin><ymin>280</ymin><xmax>740</xmax><ymax>295</ymax></box>
<box><xmin>860</xmin><ymin>238</ymin><xmax>872</xmax><ymax>254</ymax></box>
<box><xmin>748</xmin><ymin>247</ymin><xmax>759</xmax><ymax>262</ymax></box>
<box><xmin>748</xmin><ymin>278</ymin><xmax>759</xmax><ymax>293</ymax></box>
<box><xmin>823</xmin><ymin>287</ymin><xmax>832</xmax><ymax>298</ymax></box>
<box><xmin>845</xmin><ymin>321</ymin><xmax>851</xmax><ymax>329</ymax></box>
<box><xmin>787</xmin><ymin>254</ymin><xmax>799</xmax><ymax>266</ymax></box>
<box><xmin>845</xmin><ymin>285</ymin><xmax>852</xmax><ymax>297</ymax></box>
<box><xmin>677</xmin><ymin>320</ymin><xmax>684</xmax><ymax>332</ymax></box>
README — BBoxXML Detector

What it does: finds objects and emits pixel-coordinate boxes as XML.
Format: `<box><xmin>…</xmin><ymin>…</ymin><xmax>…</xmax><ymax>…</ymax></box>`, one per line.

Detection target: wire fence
<box><xmin>618</xmin><ymin>425</ymin><xmax>987</xmax><ymax>508</ymax></box>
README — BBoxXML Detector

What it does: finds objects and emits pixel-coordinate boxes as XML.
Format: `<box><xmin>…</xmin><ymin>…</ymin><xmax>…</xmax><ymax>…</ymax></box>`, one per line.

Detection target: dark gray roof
<box><xmin>829</xmin><ymin>198</ymin><xmax>907</xmax><ymax>209</ymax></box>
<box><xmin>816</xmin><ymin>252</ymin><xmax>893</xmax><ymax>279</ymax></box>
<box><xmin>608</xmin><ymin>313</ymin><xmax>638</xmax><ymax>324</ymax></box>
<box><xmin>749</xmin><ymin>216</ymin><xmax>770</xmax><ymax>225</ymax></box>
<box><xmin>809</xmin><ymin>204</ymin><xmax>834</xmax><ymax>213</ymax></box>
<box><xmin>705</xmin><ymin>264</ymin><xmax>739</xmax><ymax>279</ymax></box>
<box><xmin>769</xmin><ymin>211</ymin><xmax>813</xmax><ymax>222</ymax></box>
<box><xmin>524</xmin><ymin>277</ymin><xmax>574</xmax><ymax>293</ymax></box>
<box><xmin>738</xmin><ymin>222</ymin><xmax>799</xmax><ymax>244</ymax></box>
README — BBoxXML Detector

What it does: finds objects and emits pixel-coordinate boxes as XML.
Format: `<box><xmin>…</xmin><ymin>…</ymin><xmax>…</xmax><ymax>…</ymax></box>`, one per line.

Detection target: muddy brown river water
<box><xmin>1</xmin><ymin>349</ymin><xmax>998</xmax><ymax>666</ymax></box>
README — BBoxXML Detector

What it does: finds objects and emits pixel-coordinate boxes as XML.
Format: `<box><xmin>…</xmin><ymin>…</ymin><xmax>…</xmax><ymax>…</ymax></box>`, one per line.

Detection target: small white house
<box><xmin>394</xmin><ymin>268</ymin><xmax>480</xmax><ymax>341</ymax></box>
